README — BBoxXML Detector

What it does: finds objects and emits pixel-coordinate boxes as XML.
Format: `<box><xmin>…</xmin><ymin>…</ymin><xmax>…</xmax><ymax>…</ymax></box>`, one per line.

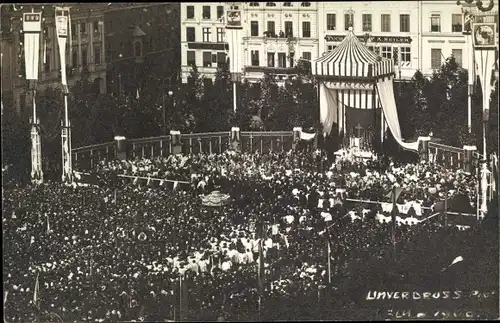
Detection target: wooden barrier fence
<box><xmin>428</xmin><ymin>141</ymin><xmax>465</xmax><ymax>170</ymax></box>
<box><xmin>72</xmin><ymin>131</ymin><xmax>295</xmax><ymax>171</ymax></box>
<box><xmin>71</xmin><ymin>131</ymin><xmax>481</xmax><ymax>175</ymax></box>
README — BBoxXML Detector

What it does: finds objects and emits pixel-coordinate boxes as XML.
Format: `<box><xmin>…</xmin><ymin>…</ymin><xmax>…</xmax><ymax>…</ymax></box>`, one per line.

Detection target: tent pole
<box><xmin>317</xmin><ymin>78</ymin><xmax>321</xmax><ymax>133</ymax></box>
<box><xmin>372</xmin><ymin>82</ymin><xmax>380</xmax><ymax>146</ymax></box>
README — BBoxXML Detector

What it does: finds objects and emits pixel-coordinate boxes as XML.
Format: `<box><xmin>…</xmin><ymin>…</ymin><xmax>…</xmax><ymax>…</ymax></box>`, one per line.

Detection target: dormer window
<box><xmin>283</xmin><ymin>2</ymin><xmax>293</xmax><ymax>6</ymax></box>
<box><xmin>301</xmin><ymin>2</ymin><xmax>311</xmax><ymax>7</ymax></box>
<box><xmin>266</xmin><ymin>2</ymin><xmax>276</xmax><ymax>7</ymax></box>
<box><xmin>249</xmin><ymin>2</ymin><xmax>259</xmax><ymax>6</ymax></box>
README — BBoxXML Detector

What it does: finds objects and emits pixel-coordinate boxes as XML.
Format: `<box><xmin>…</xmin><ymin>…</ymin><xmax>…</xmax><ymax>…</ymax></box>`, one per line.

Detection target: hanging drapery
<box><xmin>312</xmin><ymin>28</ymin><xmax>420</xmax><ymax>152</ymax></box>
<box><xmin>299</xmin><ymin>132</ymin><xmax>316</xmax><ymax>141</ymax></box>
<box><xmin>474</xmin><ymin>49</ymin><xmax>496</xmax><ymax>116</ymax></box>
<box><xmin>320</xmin><ymin>83</ymin><xmax>337</xmax><ymax>135</ymax></box>
<box><xmin>55</xmin><ymin>7</ymin><xmax>70</xmax><ymax>87</ymax></box>
<box><xmin>376</xmin><ymin>76</ymin><xmax>419</xmax><ymax>151</ymax></box>
<box><xmin>23</xmin><ymin>12</ymin><xmax>42</xmax><ymax>80</ymax></box>
<box><xmin>319</xmin><ymin>82</ymin><xmax>377</xmax><ymax>135</ymax></box>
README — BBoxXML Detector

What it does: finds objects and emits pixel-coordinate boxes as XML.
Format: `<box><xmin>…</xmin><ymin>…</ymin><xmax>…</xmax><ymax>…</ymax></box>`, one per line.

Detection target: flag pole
<box><xmin>179</xmin><ymin>276</ymin><xmax>182</xmax><ymax>322</ymax></box>
<box><xmin>391</xmin><ymin>185</ymin><xmax>397</xmax><ymax>258</ymax></box>
<box><xmin>327</xmin><ymin>239</ymin><xmax>331</xmax><ymax>285</ymax></box>
<box><xmin>326</xmin><ymin>224</ymin><xmax>332</xmax><ymax>285</ymax></box>
<box><xmin>444</xmin><ymin>186</ymin><xmax>448</xmax><ymax>227</ymax></box>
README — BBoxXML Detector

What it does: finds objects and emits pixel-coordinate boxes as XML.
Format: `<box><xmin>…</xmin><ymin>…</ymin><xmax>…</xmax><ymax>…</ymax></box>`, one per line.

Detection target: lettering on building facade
<box><xmin>324</xmin><ymin>35</ymin><xmax>412</xmax><ymax>44</ymax></box>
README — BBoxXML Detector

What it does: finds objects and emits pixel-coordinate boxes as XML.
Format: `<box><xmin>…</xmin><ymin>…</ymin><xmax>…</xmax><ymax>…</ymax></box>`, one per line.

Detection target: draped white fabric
<box><xmin>376</xmin><ymin>77</ymin><xmax>419</xmax><ymax>152</ymax></box>
<box><xmin>57</xmin><ymin>37</ymin><xmax>67</xmax><ymax>85</ymax></box>
<box><xmin>299</xmin><ymin>132</ymin><xmax>316</xmax><ymax>141</ymax></box>
<box><xmin>24</xmin><ymin>33</ymin><xmax>40</xmax><ymax>80</ymax></box>
<box><xmin>474</xmin><ymin>49</ymin><xmax>495</xmax><ymax>114</ymax></box>
<box><xmin>319</xmin><ymin>83</ymin><xmax>338</xmax><ymax>135</ymax></box>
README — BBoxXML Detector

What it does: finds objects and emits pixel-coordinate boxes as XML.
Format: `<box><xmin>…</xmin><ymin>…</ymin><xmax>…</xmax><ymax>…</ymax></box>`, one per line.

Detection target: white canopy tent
<box><xmin>312</xmin><ymin>28</ymin><xmax>419</xmax><ymax>152</ymax></box>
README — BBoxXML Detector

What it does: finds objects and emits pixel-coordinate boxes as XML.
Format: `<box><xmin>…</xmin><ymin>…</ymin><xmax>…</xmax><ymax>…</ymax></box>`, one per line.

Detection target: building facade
<box><xmin>317</xmin><ymin>1</ymin><xmax>420</xmax><ymax>80</ymax></box>
<box><xmin>180</xmin><ymin>1</ymin><xmax>319</xmax><ymax>83</ymax></box>
<box><xmin>242</xmin><ymin>1</ymin><xmax>319</xmax><ymax>82</ymax></box>
<box><xmin>181</xmin><ymin>1</ymin><xmax>497</xmax><ymax>83</ymax></box>
<box><xmin>180</xmin><ymin>2</ymin><xmax>228</xmax><ymax>84</ymax></box>
<box><xmin>1</xmin><ymin>4</ymin><xmax>108</xmax><ymax>115</ymax></box>
<box><xmin>105</xmin><ymin>3</ymin><xmax>180</xmax><ymax>96</ymax></box>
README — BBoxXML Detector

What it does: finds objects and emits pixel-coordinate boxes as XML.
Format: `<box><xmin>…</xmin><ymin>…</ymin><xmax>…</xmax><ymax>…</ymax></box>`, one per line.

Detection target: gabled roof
<box><xmin>131</xmin><ymin>25</ymin><xmax>146</xmax><ymax>37</ymax></box>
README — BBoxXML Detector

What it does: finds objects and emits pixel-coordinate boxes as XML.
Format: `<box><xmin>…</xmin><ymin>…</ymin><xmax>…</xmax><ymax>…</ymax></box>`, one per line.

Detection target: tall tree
<box><xmin>258</xmin><ymin>72</ymin><xmax>279</xmax><ymax>129</ymax></box>
<box><xmin>234</xmin><ymin>79</ymin><xmax>253</xmax><ymax>129</ymax></box>
<box><xmin>410</xmin><ymin>70</ymin><xmax>430</xmax><ymax>137</ymax></box>
<box><xmin>204</xmin><ymin>62</ymin><xmax>233</xmax><ymax>131</ymax></box>
<box><xmin>182</xmin><ymin>64</ymin><xmax>204</xmax><ymax>132</ymax></box>
<box><xmin>422</xmin><ymin>56</ymin><xmax>469</xmax><ymax>146</ymax></box>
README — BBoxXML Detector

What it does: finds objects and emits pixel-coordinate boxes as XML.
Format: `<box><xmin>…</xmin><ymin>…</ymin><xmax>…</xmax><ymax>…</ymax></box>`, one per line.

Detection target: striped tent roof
<box><xmin>312</xmin><ymin>28</ymin><xmax>394</xmax><ymax>80</ymax></box>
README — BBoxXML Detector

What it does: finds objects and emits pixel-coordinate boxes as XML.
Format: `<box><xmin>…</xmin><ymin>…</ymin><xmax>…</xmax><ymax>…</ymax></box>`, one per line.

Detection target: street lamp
<box><xmin>162</xmin><ymin>90</ymin><xmax>173</xmax><ymax>135</ymax></box>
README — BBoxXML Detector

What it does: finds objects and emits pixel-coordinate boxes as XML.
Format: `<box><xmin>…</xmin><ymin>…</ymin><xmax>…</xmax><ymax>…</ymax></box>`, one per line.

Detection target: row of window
<box><xmin>431</xmin><ymin>48</ymin><xmax>463</xmax><ymax>68</ymax></box>
<box><xmin>69</xmin><ymin>21</ymin><xmax>101</xmax><ymax>36</ymax></box>
<box><xmin>185</xmin><ymin>2</ymin><xmax>313</xmax><ymax>20</ymax></box>
<box><xmin>41</xmin><ymin>47</ymin><xmax>102</xmax><ymax>73</ymax></box>
<box><xmin>186</xmin><ymin>5</ymin><xmax>224</xmax><ymax>20</ymax></box>
<box><xmin>186</xmin><ymin>51</ymin><xmax>227</xmax><ymax>68</ymax></box>
<box><xmin>266</xmin><ymin>52</ymin><xmax>294</xmax><ymax>68</ymax></box>
<box><xmin>325</xmin><ymin>13</ymin><xmax>463</xmax><ymax>33</ymax></box>
<box><xmin>324</xmin><ymin>45</ymin><xmax>462</xmax><ymax>68</ymax></box>
<box><xmin>325</xmin><ymin>13</ymin><xmax>409</xmax><ymax>32</ymax></box>
<box><xmin>186</xmin><ymin>27</ymin><xmax>225</xmax><ymax>43</ymax></box>
<box><xmin>250</xmin><ymin>21</ymin><xmax>311</xmax><ymax>38</ymax></box>
<box><xmin>186</xmin><ymin>22</ymin><xmax>312</xmax><ymax>41</ymax></box>
<box><xmin>250</xmin><ymin>50</ymin><xmax>310</xmax><ymax>66</ymax></box>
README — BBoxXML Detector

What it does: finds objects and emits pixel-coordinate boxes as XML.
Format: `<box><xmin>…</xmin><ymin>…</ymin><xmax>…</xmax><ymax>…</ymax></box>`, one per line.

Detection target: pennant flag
<box><xmin>442</xmin><ymin>256</ymin><xmax>464</xmax><ymax>272</ymax></box>
<box><xmin>450</xmin><ymin>256</ymin><xmax>464</xmax><ymax>266</ymax></box>
<box><xmin>432</xmin><ymin>200</ymin><xmax>446</xmax><ymax>213</ymax></box>
<box><xmin>450</xmin><ymin>194</ymin><xmax>475</xmax><ymax>213</ymax></box>
<box><xmin>133</xmin><ymin>177</ymin><xmax>138</xmax><ymax>185</ymax></box>
<box><xmin>386</xmin><ymin>186</ymin><xmax>403</xmax><ymax>201</ymax></box>
<box><xmin>173</xmin><ymin>181</ymin><xmax>179</xmax><ymax>190</ymax></box>
<box><xmin>136</xmin><ymin>88</ymin><xmax>140</xmax><ymax>99</ymax></box>
<box><xmin>33</xmin><ymin>271</ymin><xmax>40</xmax><ymax>309</ymax></box>
<box><xmin>147</xmin><ymin>177</ymin><xmax>151</xmax><ymax>186</ymax></box>
<box><xmin>159</xmin><ymin>180</ymin><xmax>164</xmax><ymax>187</ymax></box>
<box><xmin>4</xmin><ymin>290</ymin><xmax>8</xmax><ymax>307</ymax></box>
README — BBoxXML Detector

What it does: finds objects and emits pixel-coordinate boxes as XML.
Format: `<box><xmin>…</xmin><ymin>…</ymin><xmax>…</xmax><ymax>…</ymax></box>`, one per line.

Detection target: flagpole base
<box><xmin>30</xmin><ymin>118</ymin><xmax>43</xmax><ymax>184</ymax></box>
<box><xmin>479</xmin><ymin>161</ymin><xmax>491</xmax><ymax>219</ymax></box>
<box><xmin>61</xmin><ymin>120</ymin><xmax>73</xmax><ymax>183</ymax></box>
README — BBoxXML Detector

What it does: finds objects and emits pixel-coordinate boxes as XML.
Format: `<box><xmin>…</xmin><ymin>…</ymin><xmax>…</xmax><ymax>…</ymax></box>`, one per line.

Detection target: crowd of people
<box><xmin>4</xmin><ymin>149</ymin><xmax>498</xmax><ymax>322</ymax></box>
